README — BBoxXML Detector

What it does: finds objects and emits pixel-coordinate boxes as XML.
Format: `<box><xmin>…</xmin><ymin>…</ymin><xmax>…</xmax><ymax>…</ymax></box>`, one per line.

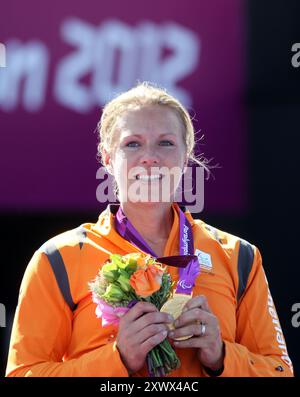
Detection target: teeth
<box><xmin>136</xmin><ymin>175</ymin><xmax>162</xmax><ymax>180</ymax></box>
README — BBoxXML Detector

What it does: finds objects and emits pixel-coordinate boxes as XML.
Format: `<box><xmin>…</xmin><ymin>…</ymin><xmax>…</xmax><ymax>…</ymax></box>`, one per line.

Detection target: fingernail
<box><xmin>162</xmin><ymin>330</ymin><xmax>168</xmax><ymax>337</ymax></box>
<box><xmin>169</xmin><ymin>331</ymin><xmax>174</xmax><ymax>338</ymax></box>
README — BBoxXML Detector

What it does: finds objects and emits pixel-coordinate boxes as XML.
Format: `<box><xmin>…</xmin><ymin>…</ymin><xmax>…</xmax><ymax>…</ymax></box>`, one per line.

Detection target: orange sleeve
<box><xmin>206</xmin><ymin>246</ymin><xmax>294</xmax><ymax>377</ymax></box>
<box><xmin>5</xmin><ymin>251</ymin><xmax>129</xmax><ymax>377</ymax></box>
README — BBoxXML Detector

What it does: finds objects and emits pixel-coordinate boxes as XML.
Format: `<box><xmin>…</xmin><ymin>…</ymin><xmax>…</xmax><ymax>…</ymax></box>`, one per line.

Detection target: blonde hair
<box><xmin>96</xmin><ymin>82</ymin><xmax>211</xmax><ymax>197</ymax></box>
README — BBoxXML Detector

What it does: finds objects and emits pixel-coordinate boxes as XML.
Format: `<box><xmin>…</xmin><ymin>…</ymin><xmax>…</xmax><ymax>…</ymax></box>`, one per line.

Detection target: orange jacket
<box><xmin>6</xmin><ymin>203</ymin><xmax>293</xmax><ymax>377</ymax></box>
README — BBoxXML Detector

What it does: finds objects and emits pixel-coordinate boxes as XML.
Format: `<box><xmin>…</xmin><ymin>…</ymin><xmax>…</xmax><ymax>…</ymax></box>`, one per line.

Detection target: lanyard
<box><xmin>114</xmin><ymin>204</ymin><xmax>200</xmax><ymax>295</ymax></box>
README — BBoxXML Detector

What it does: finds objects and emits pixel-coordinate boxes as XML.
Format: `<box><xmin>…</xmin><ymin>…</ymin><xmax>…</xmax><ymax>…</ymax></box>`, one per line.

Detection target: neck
<box><xmin>120</xmin><ymin>201</ymin><xmax>174</xmax><ymax>244</ymax></box>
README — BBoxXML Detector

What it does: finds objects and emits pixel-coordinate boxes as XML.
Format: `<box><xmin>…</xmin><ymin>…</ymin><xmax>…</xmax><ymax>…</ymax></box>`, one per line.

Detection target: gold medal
<box><xmin>160</xmin><ymin>293</ymin><xmax>193</xmax><ymax>341</ymax></box>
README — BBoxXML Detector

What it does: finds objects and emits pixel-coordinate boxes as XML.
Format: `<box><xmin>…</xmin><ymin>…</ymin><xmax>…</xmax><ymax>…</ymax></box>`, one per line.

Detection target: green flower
<box><xmin>102</xmin><ymin>263</ymin><xmax>119</xmax><ymax>282</ymax></box>
<box><xmin>124</xmin><ymin>257</ymin><xmax>138</xmax><ymax>274</ymax></box>
<box><xmin>110</xmin><ymin>254</ymin><xmax>124</xmax><ymax>268</ymax></box>
<box><xmin>117</xmin><ymin>270</ymin><xmax>132</xmax><ymax>292</ymax></box>
<box><xmin>110</xmin><ymin>253</ymin><xmax>137</xmax><ymax>274</ymax></box>
<box><xmin>102</xmin><ymin>284</ymin><xmax>125</xmax><ymax>302</ymax></box>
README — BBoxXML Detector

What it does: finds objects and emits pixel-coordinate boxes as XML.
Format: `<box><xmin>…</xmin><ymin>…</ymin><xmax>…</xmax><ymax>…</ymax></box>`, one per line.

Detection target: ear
<box><xmin>102</xmin><ymin>148</ymin><xmax>113</xmax><ymax>175</ymax></box>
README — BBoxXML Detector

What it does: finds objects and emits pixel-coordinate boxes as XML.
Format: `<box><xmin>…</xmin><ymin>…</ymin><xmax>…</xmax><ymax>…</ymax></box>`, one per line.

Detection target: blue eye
<box><xmin>160</xmin><ymin>140</ymin><xmax>174</xmax><ymax>146</ymax></box>
<box><xmin>126</xmin><ymin>141</ymin><xmax>140</xmax><ymax>147</ymax></box>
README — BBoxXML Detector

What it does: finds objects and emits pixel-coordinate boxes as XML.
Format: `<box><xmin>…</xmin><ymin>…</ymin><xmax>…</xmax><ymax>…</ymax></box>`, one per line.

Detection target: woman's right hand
<box><xmin>116</xmin><ymin>301</ymin><xmax>174</xmax><ymax>374</ymax></box>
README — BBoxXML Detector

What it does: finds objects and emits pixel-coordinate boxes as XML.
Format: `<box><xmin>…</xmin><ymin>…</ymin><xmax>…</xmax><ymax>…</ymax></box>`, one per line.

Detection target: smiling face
<box><xmin>103</xmin><ymin>104</ymin><xmax>188</xmax><ymax>204</ymax></box>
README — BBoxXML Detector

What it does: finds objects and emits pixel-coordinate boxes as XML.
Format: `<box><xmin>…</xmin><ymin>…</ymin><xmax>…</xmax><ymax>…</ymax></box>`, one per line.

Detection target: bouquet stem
<box><xmin>146</xmin><ymin>339</ymin><xmax>180</xmax><ymax>377</ymax></box>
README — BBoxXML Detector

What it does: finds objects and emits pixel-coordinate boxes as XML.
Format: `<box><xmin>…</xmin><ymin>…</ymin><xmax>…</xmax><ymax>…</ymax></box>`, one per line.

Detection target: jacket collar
<box><xmin>93</xmin><ymin>202</ymin><xmax>195</xmax><ymax>255</ymax></box>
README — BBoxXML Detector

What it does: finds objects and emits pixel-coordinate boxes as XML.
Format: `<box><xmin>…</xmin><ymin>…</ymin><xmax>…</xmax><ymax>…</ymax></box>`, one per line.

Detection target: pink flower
<box><xmin>92</xmin><ymin>294</ymin><xmax>129</xmax><ymax>327</ymax></box>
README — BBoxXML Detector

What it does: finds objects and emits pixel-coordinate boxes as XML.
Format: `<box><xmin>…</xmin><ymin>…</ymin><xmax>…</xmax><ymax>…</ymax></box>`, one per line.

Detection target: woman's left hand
<box><xmin>168</xmin><ymin>295</ymin><xmax>224</xmax><ymax>371</ymax></box>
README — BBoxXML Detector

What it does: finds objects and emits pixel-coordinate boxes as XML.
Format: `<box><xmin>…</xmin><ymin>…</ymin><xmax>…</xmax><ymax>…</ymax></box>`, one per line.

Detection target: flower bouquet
<box><xmin>89</xmin><ymin>252</ymin><xmax>180</xmax><ymax>377</ymax></box>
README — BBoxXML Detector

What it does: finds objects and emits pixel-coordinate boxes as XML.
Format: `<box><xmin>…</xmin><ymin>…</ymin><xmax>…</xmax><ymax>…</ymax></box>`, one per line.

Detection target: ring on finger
<box><xmin>199</xmin><ymin>322</ymin><xmax>206</xmax><ymax>337</ymax></box>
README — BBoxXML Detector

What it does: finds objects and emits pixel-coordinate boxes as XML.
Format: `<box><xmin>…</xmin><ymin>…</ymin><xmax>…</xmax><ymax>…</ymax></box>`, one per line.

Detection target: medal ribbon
<box><xmin>114</xmin><ymin>204</ymin><xmax>200</xmax><ymax>295</ymax></box>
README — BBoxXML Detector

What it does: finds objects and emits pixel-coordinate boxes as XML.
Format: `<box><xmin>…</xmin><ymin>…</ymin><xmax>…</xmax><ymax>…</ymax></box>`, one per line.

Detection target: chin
<box><xmin>119</xmin><ymin>181</ymin><xmax>177</xmax><ymax>205</ymax></box>
<box><xmin>124</xmin><ymin>200</ymin><xmax>173</xmax><ymax>208</ymax></box>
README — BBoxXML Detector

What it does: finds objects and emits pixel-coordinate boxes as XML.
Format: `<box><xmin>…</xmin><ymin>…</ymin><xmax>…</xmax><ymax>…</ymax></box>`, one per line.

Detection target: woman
<box><xmin>6</xmin><ymin>82</ymin><xmax>293</xmax><ymax>377</ymax></box>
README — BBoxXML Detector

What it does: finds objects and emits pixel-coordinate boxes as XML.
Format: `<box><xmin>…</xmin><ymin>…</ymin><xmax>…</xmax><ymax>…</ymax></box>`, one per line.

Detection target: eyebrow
<box><xmin>121</xmin><ymin>133</ymin><xmax>177</xmax><ymax>138</ymax></box>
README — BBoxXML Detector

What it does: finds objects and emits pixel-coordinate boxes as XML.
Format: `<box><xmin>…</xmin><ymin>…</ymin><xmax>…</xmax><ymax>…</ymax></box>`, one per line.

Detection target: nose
<box><xmin>140</xmin><ymin>147</ymin><xmax>160</xmax><ymax>166</ymax></box>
